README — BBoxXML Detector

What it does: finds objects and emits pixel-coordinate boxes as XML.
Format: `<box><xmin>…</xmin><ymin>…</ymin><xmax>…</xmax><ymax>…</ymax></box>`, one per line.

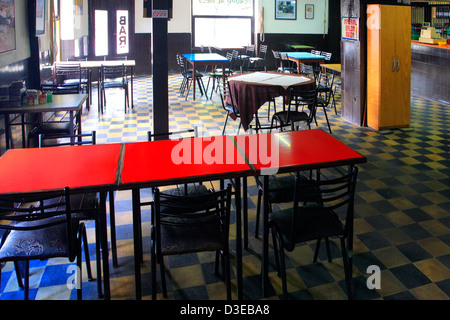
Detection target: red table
<box><xmin>119</xmin><ymin>135</ymin><xmax>253</xmax><ymax>300</ymax></box>
<box><xmin>233</xmin><ymin>129</ymin><xmax>367</xmax><ymax>296</ymax></box>
<box><xmin>0</xmin><ymin>143</ymin><xmax>123</xmax><ymax>299</ymax></box>
<box><xmin>227</xmin><ymin>72</ymin><xmax>315</xmax><ymax>131</ymax></box>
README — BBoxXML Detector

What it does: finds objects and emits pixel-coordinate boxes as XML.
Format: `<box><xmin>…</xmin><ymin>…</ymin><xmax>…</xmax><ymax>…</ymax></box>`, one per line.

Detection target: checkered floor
<box><xmin>1</xmin><ymin>73</ymin><xmax>449</xmax><ymax>300</ymax></box>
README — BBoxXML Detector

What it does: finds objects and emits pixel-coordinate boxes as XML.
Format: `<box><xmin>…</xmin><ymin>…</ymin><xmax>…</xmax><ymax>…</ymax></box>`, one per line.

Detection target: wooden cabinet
<box><xmin>367</xmin><ymin>5</ymin><xmax>411</xmax><ymax>130</ymax></box>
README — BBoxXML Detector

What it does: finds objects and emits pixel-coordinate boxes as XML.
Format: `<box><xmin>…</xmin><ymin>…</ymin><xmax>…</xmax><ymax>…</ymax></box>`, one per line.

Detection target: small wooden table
<box><xmin>182</xmin><ymin>53</ymin><xmax>229</xmax><ymax>100</ymax></box>
<box><xmin>0</xmin><ymin>93</ymin><xmax>87</xmax><ymax>150</ymax></box>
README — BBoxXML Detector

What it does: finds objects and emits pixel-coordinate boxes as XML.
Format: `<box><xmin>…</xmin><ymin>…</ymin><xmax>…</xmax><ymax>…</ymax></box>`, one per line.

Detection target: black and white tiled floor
<box><xmin>1</xmin><ymin>73</ymin><xmax>449</xmax><ymax>300</ymax></box>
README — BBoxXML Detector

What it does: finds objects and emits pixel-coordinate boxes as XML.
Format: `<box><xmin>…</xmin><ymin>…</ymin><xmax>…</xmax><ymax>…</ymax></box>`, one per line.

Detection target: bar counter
<box><xmin>411</xmin><ymin>41</ymin><xmax>450</xmax><ymax>104</ymax></box>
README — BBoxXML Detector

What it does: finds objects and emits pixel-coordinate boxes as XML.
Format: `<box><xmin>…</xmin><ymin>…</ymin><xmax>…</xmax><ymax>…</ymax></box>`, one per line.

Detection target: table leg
<box><xmin>69</xmin><ymin>111</ymin><xmax>75</xmax><ymax>145</ymax></box>
<box><xmin>4</xmin><ymin>114</ymin><xmax>11</xmax><ymax>150</ymax></box>
<box><xmin>132</xmin><ymin>188</ymin><xmax>142</xmax><ymax>300</ymax></box>
<box><xmin>234</xmin><ymin>177</ymin><xmax>243</xmax><ymax>300</ymax></box>
<box><xmin>192</xmin><ymin>62</ymin><xmax>197</xmax><ymax>101</ymax></box>
<box><xmin>262</xmin><ymin>175</ymin><xmax>269</xmax><ymax>297</ymax></box>
<box><xmin>131</xmin><ymin>67</ymin><xmax>134</xmax><ymax>109</ymax></box>
<box><xmin>99</xmin><ymin>191</ymin><xmax>111</xmax><ymax>300</ymax></box>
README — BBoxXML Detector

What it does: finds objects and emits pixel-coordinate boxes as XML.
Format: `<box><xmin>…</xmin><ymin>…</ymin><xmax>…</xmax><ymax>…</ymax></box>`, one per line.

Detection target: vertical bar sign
<box><xmin>117</xmin><ymin>10</ymin><xmax>129</xmax><ymax>54</ymax></box>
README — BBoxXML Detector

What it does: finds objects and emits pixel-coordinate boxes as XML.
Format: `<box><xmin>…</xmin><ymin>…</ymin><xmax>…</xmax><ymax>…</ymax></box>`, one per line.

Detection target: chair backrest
<box><xmin>259</xmin><ymin>44</ymin><xmax>268</xmax><ymax>59</ymax></box>
<box><xmin>0</xmin><ymin>187</ymin><xmax>77</xmax><ymax>261</ymax></box>
<box><xmin>318</xmin><ymin>71</ymin><xmax>335</xmax><ymax>89</ymax></box>
<box><xmin>153</xmin><ymin>184</ymin><xmax>232</xmax><ymax>238</ymax></box>
<box><xmin>231</xmin><ymin>50</ymin><xmax>240</xmax><ymax>71</ymax></box>
<box><xmin>286</xmin><ymin>167</ymin><xmax>359</xmax><ymax>248</ymax></box>
<box><xmin>245</xmin><ymin>44</ymin><xmax>255</xmax><ymax>56</ymax></box>
<box><xmin>321</xmin><ymin>52</ymin><xmax>332</xmax><ymax>60</ymax></box>
<box><xmin>41</xmin><ymin>83</ymin><xmax>80</xmax><ymax>95</ymax></box>
<box><xmin>217</xmin><ymin>80</ymin><xmax>238</xmax><ymax>115</ymax></box>
<box><xmin>101</xmin><ymin>64</ymin><xmax>127</xmax><ymax>82</ymax></box>
<box><xmin>272</xmin><ymin>50</ymin><xmax>281</xmax><ymax>60</ymax></box>
<box><xmin>176</xmin><ymin>54</ymin><xmax>188</xmax><ymax>77</ymax></box>
<box><xmin>54</xmin><ymin>63</ymin><xmax>82</xmax><ymax>85</ymax></box>
<box><xmin>148</xmin><ymin>127</ymin><xmax>198</xmax><ymax>141</ymax></box>
<box><xmin>39</xmin><ymin>131</ymin><xmax>96</xmax><ymax>148</ymax></box>
<box><xmin>311</xmin><ymin>50</ymin><xmax>322</xmax><ymax>56</ymax></box>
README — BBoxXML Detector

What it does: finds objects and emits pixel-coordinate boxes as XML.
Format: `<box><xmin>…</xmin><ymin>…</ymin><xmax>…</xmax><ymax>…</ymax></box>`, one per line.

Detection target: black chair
<box><xmin>321</xmin><ymin>51</ymin><xmax>332</xmax><ymax>61</ymax></box>
<box><xmin>176</xmin><ymin>54</ymin><xmax>207</xmax><ymax>100</ymax></box>
<box><xmin>150</xmin><ymin>184</ymin><xmax>233</xmax><ymax>300</ymax></box>
<box><xmin>314</xmin><ymin>72</ymin><xmax>334</xmax><ymax>134</ymax></box>
<box><xmin>0</xmin><ymin>188</ymin><xmax>94</xmax><ymax>300</ymax></box>
<box><xmin>317</xmin><ymin>70</ymin><xmax>337</xmax><ymax>116</ymax></box>
<box><xmin>273</xmin><ymin>51</ymin><xmax>297</xmax><ymax>74</ymax></box>
<box><xmin>270</xmin><ymin>86</ymin><xmax>318</xmax><ymax>132</ymax></box>
<box><xmin>248</xmin><ymin>44</ymin><xmax>268</xmax><ymax>69</ymax></box>
<box><xmin>98</xmin><ymin>64</ymin><xmax>131</xmax><ymax>114</ymax></box>
<box><xmin>206</xmin><ymin>52</ymin><xmax>234</xmax><ymax>99</ymax></box>
<box><xmin>38</xmin><ymin>131</ymin><xmax>109</xmax><ymax>295</ymax></box>
<box><xmin>55</xmin><ymin>63</ymin><xmax>90</xmax><ymax>108</ymax></box>
<box><xmin>238</xmin><ymin>44</ymin><xmax>255</xmax><ymax>67</ymax></box>
<box><xmin>269</xmin><ymin>167</ymin><xmax>359</xmax><ymax>299</ymax></box>
<box><xmin>218</xmin><ymin>80</ymin><xmax>241</xmax><ymax>135</ymax></box>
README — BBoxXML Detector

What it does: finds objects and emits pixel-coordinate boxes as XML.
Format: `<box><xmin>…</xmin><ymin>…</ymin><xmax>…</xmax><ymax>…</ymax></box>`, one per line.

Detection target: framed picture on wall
<box><xmin>275</xmin><ymin>0</ymin><xmax>297</xmax><ymax>20</ymax></box>
<box><xmin>0</xmin><ymin>0</ymin><xmax>16</xmax><ymax>54</ymax></box>
<box><xmin>36</xmin><ymin>0</ymin><xmax>46</xmax><ymax>35</ymax></box>
<box><xmin>305</xmin><ymin>4</ymin><xmax>314</xmax><ymax>20</ymax></box>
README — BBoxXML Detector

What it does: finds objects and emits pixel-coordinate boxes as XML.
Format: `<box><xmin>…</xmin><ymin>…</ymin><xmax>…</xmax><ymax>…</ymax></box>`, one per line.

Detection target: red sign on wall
<box><xmin>342</xmin><ymin>17</ymin><xmax>359</xmax><ymax>41</ymax></box>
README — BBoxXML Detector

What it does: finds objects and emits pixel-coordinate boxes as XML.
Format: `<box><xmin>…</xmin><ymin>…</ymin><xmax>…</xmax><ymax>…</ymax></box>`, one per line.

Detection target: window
<box><xmin>192</xmin><ymin>0</ymin><xmax>254</xmax><ymax>48</ymax></box>
<box><xmin>95</xmin><ymin>10</ymin><xmax>108</xmax><ymax>56</ymax></box>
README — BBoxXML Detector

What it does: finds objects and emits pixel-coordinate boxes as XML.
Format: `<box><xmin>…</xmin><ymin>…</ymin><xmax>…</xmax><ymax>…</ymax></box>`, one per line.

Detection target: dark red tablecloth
<box><xmin>227</xmin><ymin>76</ymin><xmax>315</xmax><ymax>131</ymax></box>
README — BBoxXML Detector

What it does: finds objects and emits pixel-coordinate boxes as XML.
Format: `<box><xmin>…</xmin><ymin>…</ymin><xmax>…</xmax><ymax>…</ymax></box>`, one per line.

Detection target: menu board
<box><xmin>342</xmin><ymin>17</ymin><xmax>359</xmax><ymax>41</ymax></box>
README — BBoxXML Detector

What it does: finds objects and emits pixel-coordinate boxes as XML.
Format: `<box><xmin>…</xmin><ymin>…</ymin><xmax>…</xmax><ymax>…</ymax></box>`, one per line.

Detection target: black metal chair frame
<box><xmin>270</xmin><ymin>86</ymin><xmax>318</xmax><ymax>132</ymax></box>
<box><xmin>218</xmin><ymin>80</ymin><xmax>241</xmax><ymax>135</ymax></box>
<box><xmin>269</xmin><ymin>167</ymin><xmax>359</xmax><ymax>299</ymax></box>
<box><xmin>0</xmin><ymin>188</ymin><xmax>93</xmax><ymax>300</ymax></box>
<box><xmin>176</xmin><ymin>54</ymin><xmax>207</xmax><ymax>101</ymax></box>
<box><xmin>150</xmin><ymin>184</ymin><xmax>233</xmax><ymax>300</ymax></box>
<box><xmin>98</xmin><ymin>64</ymin><xmax>131</xmax><ymax>114</ymax></box>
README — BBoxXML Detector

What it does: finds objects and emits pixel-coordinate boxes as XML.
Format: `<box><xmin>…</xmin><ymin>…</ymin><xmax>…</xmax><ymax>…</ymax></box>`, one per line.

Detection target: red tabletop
<box><xmin>234</xmin><ymin>129</ymin><xmax>366</xmax><ymax>174</ymax></box>
<box><xmin>0</xmin><ymin>143</ymin><xmax>122</xmax><ymax>195</ymax></box>
<box><xmin>120</xmin><ymin>135</ymin><xmax>253</xmax><ymax>187</ymax></box>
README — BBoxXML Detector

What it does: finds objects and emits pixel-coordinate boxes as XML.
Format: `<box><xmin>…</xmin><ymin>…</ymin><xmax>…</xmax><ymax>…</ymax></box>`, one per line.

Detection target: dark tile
<box><xmin>357</xmin><ymin>232</ymin><xmax>391</xmax><ymax>250</ymax></box>
<box><xmin>396</xmin><ymin>242</ymin><xmax>432</xmax><ymax>262</ymax></box>
<box><xmin>390</xmin><ymin>264</ymin><xmax>431</xmax><ymax>289</ymax></box>
<box><xmin>296</xmin><ymin>264</ymin><xmax>335</xmax><ymax>288</ymax></box>
<box><xmin>399</xmin><ymin>223</ymin><xmax>432</xmax><ymax>241</ymax></box>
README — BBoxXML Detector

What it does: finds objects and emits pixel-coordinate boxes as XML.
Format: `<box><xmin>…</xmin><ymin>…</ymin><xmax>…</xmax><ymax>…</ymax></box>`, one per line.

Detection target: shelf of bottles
<box><xmin>411</xmin><ymin>4</ymin><xmax>450</xmax><ymax>41</ymax></box>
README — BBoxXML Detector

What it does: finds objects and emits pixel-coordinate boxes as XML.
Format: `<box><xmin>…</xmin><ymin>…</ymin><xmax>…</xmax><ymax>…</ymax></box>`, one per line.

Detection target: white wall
<box><xmin>135</xmin><ymin>0</ymin><xmax>327</xmax><ymax>35</ymax></box>
<box><xmin>135</xmin><ymin>0</ymin><xmax>191</xmax><ymax>34</ymax></box>
<box><xmin>259</xmin><ymin>0</ymin><xmax>329</xmax><ymax>34</ymax></box>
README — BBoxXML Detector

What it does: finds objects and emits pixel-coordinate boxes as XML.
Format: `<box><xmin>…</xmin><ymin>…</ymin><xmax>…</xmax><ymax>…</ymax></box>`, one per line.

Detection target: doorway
<box><xmin>88</xmin><ymin>0</ymin><xmax>135</xmax><ymax>60</ymax></box>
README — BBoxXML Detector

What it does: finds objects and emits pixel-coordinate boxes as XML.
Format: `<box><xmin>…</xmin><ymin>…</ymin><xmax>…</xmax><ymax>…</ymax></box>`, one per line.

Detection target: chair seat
<box><xmin>186</xmin><ymin>70</ymin><xmax>204</xmax><ymax>77</ymax></box>
<box><xmin>273</xmin><ymin>110</ymin><xmax>309</xmax><ymax>123</ymax></box>
<box><xmin>0</xmin><ymin>218</ymin><xmax>68</xmax><ymax>261</ymax></box>
<box><xmin>64</xmin><ymin>79</ymin><xmax>88</xmax><ymax>86</ymax></box>
<box><xmin>269</xmin><ymin>207</ymin><xmax>344</xmax><ymax>251</ymax></box>
<box><xmin>103</xmin><ymin>79</ymin><xmax>127</xmax><ymax>88</ymax></box>
<box><xmin>224</xmin><ymin>104</ymin><xmax>240</xmax><ymax>116</ymax></box>
<box><xmin>160</xmin><ymin>221</ymin><xmax>225</xmax><ymax>255</ymax></box>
